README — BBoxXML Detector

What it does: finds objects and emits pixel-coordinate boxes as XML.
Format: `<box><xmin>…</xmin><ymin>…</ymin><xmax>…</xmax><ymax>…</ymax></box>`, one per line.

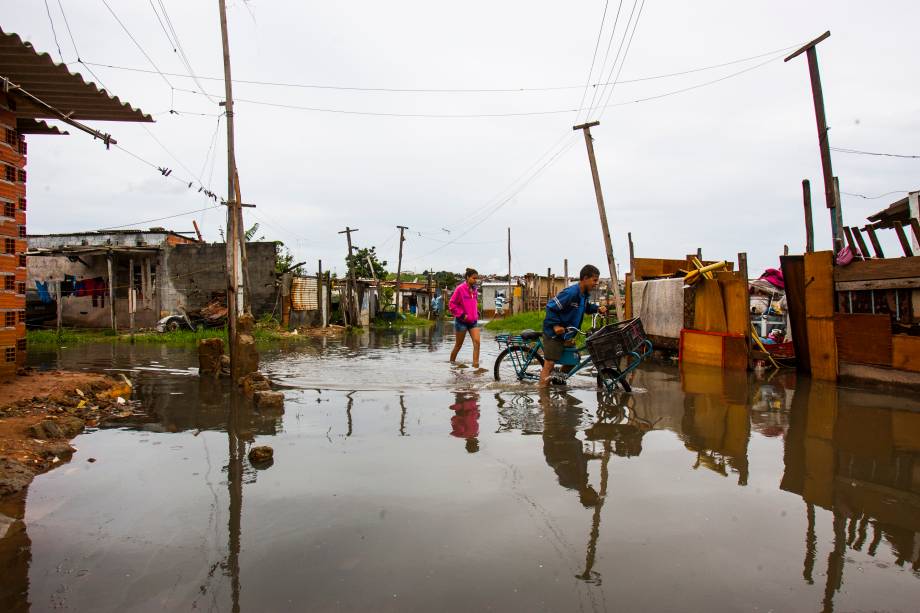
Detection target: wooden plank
<box><xmin>851</xmin><ymin>226</ymin><xmax>872</xmax><ymax>261</ymax></box>
<box><xmin>892</xmin><ymin>335</ymin><xmax>920</xmax><ymax>373</ymax></box>
<box><xmin>842</xmin><ymin>227</ymin><xmax>862</xmax><ymax>259</ymax></box>
<box><xmin>833</xmin><ymin>313</ymin><xmax>892</xmax><ymax>366</ymax></box>
<box><xmin>693</xmin><ymin>278</ymin><xmax>727</xmax><ymax>333</ymax></box>
<box><xmin>894</xmin><ymin>223</ymin><xmax>914</xmax><ymax>256</ymax></box>
<box><xmin>720</xmin><ymin>278</ymin><xmax>749</xmax><ymax>337</ymax></box>
<box><xmin>804</xmin><ymin>251</ymin><xmax>835</xmax><ymax>318</ymax></box>
<box><xmin>781</xmin><ymin>255</ymin><xmax>810</xmax><ymax>371</ymax></box>
<box><xmin>680</xmin><ymin>329</ymin><xmax>725</xmax><ymax>368</ymax></box>
<box><xmin>624</xmin><ymin>273</ymin><xmax>633</xmax><ymax>319</ymax></box>
<box><xmin>806</xmin><ymin>316</ymin><xmax>837</xmax><ymax>380</ymax></box>
<box><xmin>834</xmin><ymin>256</ymin><xmax>920</xmax><ymax>282</ymax></box>
<box><xmin>863</xmin><ymin>224</ymin><xmax>885</xmax><ymax>258</ymax></box>
<box><xmin>723</xmin><ymin>335</ymin><xmax>749</xmax><ymax>370</ymax></box>
<box><xmin>836</xmin><ymin>277</ymin><xmax>920</xmax><ymax>291</ymax></box>
<box><xmin>910</xmin><ymin>219</ymin><xmax>920</xmax><ymax>247</ymax></box>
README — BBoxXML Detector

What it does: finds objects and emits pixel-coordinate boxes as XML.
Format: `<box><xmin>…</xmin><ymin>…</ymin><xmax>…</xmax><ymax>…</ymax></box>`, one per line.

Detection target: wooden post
<box><xmin>218</xmin><ymin>0</ymin><xmax>244</xmax><ymax>369</ymax></box>
<box><xmin>784</xmin><ymin>244</ymin><xmax>790</xmax><ymax>256</ymax></box>
<box><xmin>909</xmin><ymin>191</ymin><xmax>920</xmax><ymax>253</ymax></box>
<box><xmin>802</xmin><ymin>179</ymin><xmax>815</xmax><ymax>253</ymax></box>
<box><xmin>563</xmin><ymin>258</ymin><xmax>569</xmax><ymax>287</ymax></box>
<box><xmin>842</xmin><ymin>227</ymin><xmax>861</xmax><ymax>259</ymax></box>
<box><xmin>864</xmin><ymin>224</ymin><xmax>885</xmax><ymax>258</ymax></box>
<box><xmin>851</xmin><ymin>226</ymin><xmax>872</xmax><ymax>260</ymax></box>
<box><xmin>572</xmin><ymin>121</ymin><xmax>624</xmax><ymax>320</ymax></box>
<box><xmin>107</xmin><ymin>253</ymin><xmax>116</xmax><ymax>332</ymax></box>
<box><xmin>338</xmin><ymin>226</ymin><xmax>358</xmax><ymax>325</ymax></box>
<box><xmin>785</xmin><ymin>32</ymin><xmax>844</xmax><ymax>253</ymax></box>
<box><xmin>317</xmin><ymin>259</ymin><xmax>325</xmax><ymax>327</ymax></box>
<box><xmin>546</xmin><ymin>267</ymin><xmax>552</xmax><ymax>307</ymax></box>
<box><xmin>55</xmin><ymin>280</ymin><xmax>62</xmax><ymax>335</ymax></box>
<box><xmin>738</xmin><ymin>252</ymin><xmax>748</xmax><ymax>282</ymax></box>
<box><xmin>192</xmin><ymin>219</ymin><xmax>203</xmax><ymax>242</ymax></box>
<box><xmin>893</xmin><ymin>223</ymin><xmax>913</xmax><ymax>257</ymax></box>
<box><xmin>128</xmin><ymin>257</ymin><xmax>135</xmax><ymax>341</ymax></box>
<box><xmin>395</xmin><ymin>225</ymin><xmax>408</xmax><ymax>311</ymax></box>
<box><xmin>628</xmin><ymin>232</ymin><xmax>635</xmax><ymax>275</ymax></box>
<box><xmin>426</xmin><ymin>271</ymin><xmax>432</xmax><ymax>319</ymax></box>
<box><xmin>507</xmin><ymin>227</ymin><xmax>512</xmax><ymax>315</ymax></box>
<box><xmin>325</xmin><ymin>272</ymin><xmax>332</xmax><ymax>325</ymax></box>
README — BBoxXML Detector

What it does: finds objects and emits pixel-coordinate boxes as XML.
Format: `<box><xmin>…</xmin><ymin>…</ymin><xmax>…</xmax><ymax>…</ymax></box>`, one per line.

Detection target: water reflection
<box><xmin>449</xmin><ymin>392</ymin><xmax>480</xmax><ymax>453</ymax></box>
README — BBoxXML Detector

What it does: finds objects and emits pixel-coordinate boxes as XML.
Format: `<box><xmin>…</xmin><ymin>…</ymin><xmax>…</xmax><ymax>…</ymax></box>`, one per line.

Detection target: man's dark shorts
<box><xmin>542</xmin><ymin>334</ymin><xmax>565</xmax><ymax>361</ymax></box>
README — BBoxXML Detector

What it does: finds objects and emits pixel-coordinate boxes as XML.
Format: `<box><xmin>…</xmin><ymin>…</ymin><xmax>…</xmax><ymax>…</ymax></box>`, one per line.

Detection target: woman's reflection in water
<box><xmin>449</xmin><ymin>391</ymin><xmax>480</xmax><ymax>453</ymax></box>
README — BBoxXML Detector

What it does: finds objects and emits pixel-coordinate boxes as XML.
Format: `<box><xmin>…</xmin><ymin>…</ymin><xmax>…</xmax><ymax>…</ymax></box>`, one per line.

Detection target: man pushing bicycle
<box><xmin>539</xmin><ymin>264</ymin><xmax>608</xmax><ymax>386</ymax></box>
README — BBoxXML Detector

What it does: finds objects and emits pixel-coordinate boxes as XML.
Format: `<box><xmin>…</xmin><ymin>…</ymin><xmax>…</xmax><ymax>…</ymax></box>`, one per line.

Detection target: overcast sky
<box><xmin>6</xmin><ymin>1</ymin><xmax>919</xmax><ymax>278</ymax></box>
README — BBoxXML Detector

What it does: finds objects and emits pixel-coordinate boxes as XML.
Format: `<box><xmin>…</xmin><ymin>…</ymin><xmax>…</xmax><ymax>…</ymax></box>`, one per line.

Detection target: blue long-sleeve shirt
<box><xmin>543</xmin><ymin>284</ymin><xmax>598</xmax><ymax>339</ymax></box>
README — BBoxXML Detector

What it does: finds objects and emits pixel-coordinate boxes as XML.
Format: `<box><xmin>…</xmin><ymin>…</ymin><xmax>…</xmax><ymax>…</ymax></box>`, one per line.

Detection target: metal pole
<box><xmin>572</xmin><ymin>121</ymin><xmax>625</xmax><ymax>320</ymax></box>
<box><xmin>507</xmin><ymin>227</ymin><xmax>512</xmax><ymax>315</ymax></box>
<box><xmin>395</xmin><ymin>225</ymin><xmax>408</xmax><ymax>311</ymax></box>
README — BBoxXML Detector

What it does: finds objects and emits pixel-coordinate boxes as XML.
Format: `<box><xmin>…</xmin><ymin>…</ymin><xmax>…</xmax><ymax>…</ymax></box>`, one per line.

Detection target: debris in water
<box><xmin>248</xmin><ymin>445</ymin><xmax>274</xmax><ymax>468</ymax></box>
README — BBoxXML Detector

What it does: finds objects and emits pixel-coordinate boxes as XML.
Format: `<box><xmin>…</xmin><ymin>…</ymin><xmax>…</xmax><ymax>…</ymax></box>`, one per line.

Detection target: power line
<box><xmin>841</xmin><ymin>190</ymin><xmax>913</xmax><ymax>200</ymax></box>
<box><xmin>75</xmin><ymin>44</ymin><xmax>800</xmax><ymax>94</ymax></box>
<box><xmin>98</xmin><ymin>205</ymin><xmax>223</xmax><ymax>230</ymax></box>
<box><xmin>598</xmin><ymin>0</ymin><xmax>647</xmax><ymax>119</ymax></box>
<box><xmin>148</xmin><ymin>0</ymin><xmax>218</xmax><ymax>103</ymax></box>
<box><xmin>43</xmin><ymin>0</ymin><xmax>66</xmax><ymax>63</ymax></box>
<box><xmin>100</xmin><ymin>0</ymin><xmax>176</xmax><ymax>90</ymax></box>
<box><xmin>593</xmin><ymin>0</ymin><xmax>642</xmax><ymax>120</ymax></box>
<box><xmin>574</xmin><ymin>0</ymin><xmax>611</xmax><ymax>126</ymax></box>
<box><xmin>56</xmin><ymin>0</ymin><xmax>114</xmax><ymax>90</ymax></box>
<box><xmin>830</xmin><ymin>147</ymin><xmax>920</xmax><ymax>160</ymax></box>
<box><xmin>585</xmin><ymin>0</ymin><xmax>626</xmax><ymax>118</ymax></box>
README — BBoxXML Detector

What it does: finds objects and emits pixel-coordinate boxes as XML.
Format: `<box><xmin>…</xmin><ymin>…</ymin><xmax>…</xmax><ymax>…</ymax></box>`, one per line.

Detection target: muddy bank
<box><xmin>0</xmin><ymin>370</ymin><xmax>135</xmax><ymax>500</ymax></box>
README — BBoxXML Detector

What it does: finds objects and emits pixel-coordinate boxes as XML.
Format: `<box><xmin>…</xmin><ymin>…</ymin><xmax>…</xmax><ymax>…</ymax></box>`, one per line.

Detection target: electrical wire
<box><xmin>75</xmin><ymin>44</ymin><xmax>801</xmax><ymax>94</ymax></box>
<box><xmin>597</xmin><ymin>0</ymin><xmax>647</xmax><ymax>120</ymax></box>
<box><xmin>830</xmin><ymin>147</ymin><xmax>920</xmax><ymax>160</ymax></box>
<box><xmin>149</xmin><ymin>0</ymin><xmax>218</xmax><ymax>103</ymax></box>
<box><xmin>43</xmin><ymin>0</ymin><xmax>66</xmax><ymax>63</ymax></box>
<box><xmin>97</xmin><ymin>205</ymin><xmax>223</xmax><ymax>230</ymax></box>
<box><xmin>841</xmin><ymin>190</ymin><xmax>913</xmax><ymax>200</ymax></box>
<box><xmin>585</xmin><ymin>0</ymin><xmax>626</xmax><ymax>119</ymax></box>
<box><xmin>100</xmin><ymin>0</ymin><xmax>176</xmax><ymax>90</ymax></box>
<box><xmin>575</xmin><ymin>0</ymin><xmax>614</xmax><ymax>125</ymax></box>
<box><xmin>56</xmin><ymin>0</ymin><xmax>114</xmax><ymax>91</ymax></box>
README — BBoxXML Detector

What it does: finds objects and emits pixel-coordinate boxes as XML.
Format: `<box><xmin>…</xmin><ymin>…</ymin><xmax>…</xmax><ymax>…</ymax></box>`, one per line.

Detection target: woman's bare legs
<box><xmin>450</xmin><ymin>330</ymin><xmax>466</xmax><ymax>363</ymax></box>
<box><xmin>469</xmin><ymin>327</ymin><xmax>481</xmax><ymax>368</ymax></box>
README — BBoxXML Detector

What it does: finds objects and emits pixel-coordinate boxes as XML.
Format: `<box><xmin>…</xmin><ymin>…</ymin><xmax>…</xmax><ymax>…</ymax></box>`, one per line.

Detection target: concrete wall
<box><xmin>161</xmin><ymin>241</ymin><xmax>277</xmax><ymax>317</ymax></box>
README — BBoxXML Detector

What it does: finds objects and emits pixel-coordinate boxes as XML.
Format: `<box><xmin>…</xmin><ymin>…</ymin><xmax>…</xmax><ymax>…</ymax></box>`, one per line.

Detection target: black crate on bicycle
<box><xmin>585</xmin><ymin>318</ymin><xmax>647</xmax><ymax>370</ymax></box>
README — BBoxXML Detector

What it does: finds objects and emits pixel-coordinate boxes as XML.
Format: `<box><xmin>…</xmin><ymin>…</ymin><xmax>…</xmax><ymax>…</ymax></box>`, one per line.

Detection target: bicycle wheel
<box><xmin>596</xmin><ymin>367</ymin><xmax>632</xmax><ymax>393</ymax></box>
<box><xmin>494</xmin><ymin>346</ymin><xmax>545</xmax><ymax>382</ymax></box>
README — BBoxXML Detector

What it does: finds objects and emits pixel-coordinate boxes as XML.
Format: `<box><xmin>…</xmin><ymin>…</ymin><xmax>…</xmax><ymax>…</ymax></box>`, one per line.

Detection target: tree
<box><xmin>428</xmin><ymin>270</ymin><xmax>459</xmax><ymax>289</ymax></box>
<box><xmin>346</xmin><ymin>246</ymin><xmax>387</xmax><ymax>280</ymax></box>
<box><xmin>275</xmin><ymin>243</ymin><xmax>295</xmax><ymax>274</ymax></box>
<box><xmin>244</xmin><ymin>222</ymin><xmax>264</xmax><ymax>241</ymax></box>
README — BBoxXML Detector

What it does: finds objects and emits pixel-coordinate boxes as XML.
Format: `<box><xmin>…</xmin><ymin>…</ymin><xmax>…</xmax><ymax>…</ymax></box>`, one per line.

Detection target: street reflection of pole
<box><xmin>822</xmin><ymin>509</ymin><xmax>847</xmax><ymax>613</ymax></box>
<box><xmin>346</xmin><ymin>391</ymin><xmax>354</xmax><ymax>437</ymax></box>
<box><xmin>399</xmin><ymin>395</ymin><xmax>407</xmax><ymax>436</ymax></box>
<box><xmin>227</xmin><ymin>391</ymin><xmax>244</xmax><ymax>613</ymax></box>
<box><xmin>578</xmin><ymin>441</ymin><xmax>611</xmax><ymax>582</ymax></box>
<box><xmin>803</xmin><ymin>502</ymin><xmax>816</xmax><ymax>584</ymax></box>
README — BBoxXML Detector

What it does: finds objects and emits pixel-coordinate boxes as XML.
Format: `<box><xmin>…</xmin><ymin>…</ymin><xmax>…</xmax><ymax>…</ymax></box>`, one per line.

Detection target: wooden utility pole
<box><xmin>564</xmin><ymin>258</ymin><xmax>569</xmax><ymax>286</ymax></box>
<box><xmin>507</xmin><ymin>227</ymin><xmax>512</xmax><ymax>315</ymax></box>
<box><xmin>317</xmin><ymin>259</ymin><xmax>324</xmax><ymax>328</ymax></box>
<box><xmin>106</xmin><ymin>253</ymin><xmax>116</xmax><ymax>332</ymax></box>
<box><xmin>55</xmin><ymin>280</ymin><xmax>62</xmax><ymax>335</ymax></box>
<box><xmin>573</xmin><ymin>121</ymin><xmax>624</xmax><ymax>320</ymax></box>
<box><xmin>218</xmin><ymin>0</ymin><xmax>245</xmax><ymax>369</ymax></box>
<box><xmin>785</xmin><ymin>31</ymin><xmax>843</xmax><ymax>253</ymax></box>
<box><xmin>546</xmin><ymin>267</ymin><xmax>552</xmax><ymax>306</ymax></box>
<box><xmin>338</xmin><ymin>227</ymin><xmax>358</xmax><ymax>324</ymax></box>
<box><xmin>129</xmin><ymin>257</ymin><xmax>135</xmax><ymax>342</ymax></box>
<box><xmin>395</xmin><ymin>225</ymin><xmax>408</xmax><ymax>311</ymax></box>
<box><xmin>802</xmin><ymin>179</ymin><xmax>815</xmax><ymax>253</ymax></box>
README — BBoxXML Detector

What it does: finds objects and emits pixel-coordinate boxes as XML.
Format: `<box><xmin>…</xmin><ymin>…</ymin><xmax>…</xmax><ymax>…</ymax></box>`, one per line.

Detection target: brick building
<box><xmin>0</xmin><ymin>28</ymin><xmax>150</xmax><ymax>376</ymax></box>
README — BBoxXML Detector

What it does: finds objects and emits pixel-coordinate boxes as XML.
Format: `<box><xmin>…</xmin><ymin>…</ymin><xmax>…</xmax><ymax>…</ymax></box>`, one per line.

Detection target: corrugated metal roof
<box><xmin>0</xmin><ymin>28</ymin><xmax>151</xmax><ymax>122</ymax></box>
<box><xmin>16</xmin><ymin>118</ymin><xmax>68</xmax><ymax>135</ymax></box>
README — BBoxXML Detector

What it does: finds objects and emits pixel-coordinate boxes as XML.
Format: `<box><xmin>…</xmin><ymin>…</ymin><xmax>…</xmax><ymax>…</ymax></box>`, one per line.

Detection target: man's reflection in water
<box><xmin>536</xmin><ymin>388</ymin><xmax>599</xmax><ymax>507</ymax></box>
<box><xmin>449</xmin><ymin>392</ymin><xmax>480</xmax><ymax>453</ymax></box>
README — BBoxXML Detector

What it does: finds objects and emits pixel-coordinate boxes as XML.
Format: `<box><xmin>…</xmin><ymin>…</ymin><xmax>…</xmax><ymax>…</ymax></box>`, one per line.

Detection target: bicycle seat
<box><xmin>520</xmin><ymin>329</ymin><xmax>540</xmax><ymax>341</ymax></box>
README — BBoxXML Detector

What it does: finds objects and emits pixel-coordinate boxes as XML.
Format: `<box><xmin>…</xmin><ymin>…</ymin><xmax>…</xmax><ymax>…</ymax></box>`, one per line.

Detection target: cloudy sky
<box><xmin>6</xmin><ymin>1</ymin><xmax>919</xmax><ymax>278</ymax></box>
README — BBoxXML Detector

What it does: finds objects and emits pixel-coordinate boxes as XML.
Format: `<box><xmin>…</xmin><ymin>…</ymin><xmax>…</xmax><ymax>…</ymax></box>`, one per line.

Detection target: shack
<box><xmin>782</xmin><ymin>190</ymin><xmax>920</xmax><ymax>387</ymax></box>
<box><xmin>0</xmin><ymin>27</ymin><xmax>150</xmax><ymax>375</ymax></box>
<box><xmin>480</xmin><ymin>280</ymin><xmax>522</xmax><ymax>317</ymax></box>
<box><xmin>27</xmin><ymin>230</ymin><xmax>279</xmax><ymax>330</ymax></box>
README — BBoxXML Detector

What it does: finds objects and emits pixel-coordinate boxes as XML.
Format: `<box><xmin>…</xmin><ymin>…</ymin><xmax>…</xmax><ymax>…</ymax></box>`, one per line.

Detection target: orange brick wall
<box><xmin>0</xmin><ymin>102</ymin><xmax>27</xmax><ymax>376</ymax></box>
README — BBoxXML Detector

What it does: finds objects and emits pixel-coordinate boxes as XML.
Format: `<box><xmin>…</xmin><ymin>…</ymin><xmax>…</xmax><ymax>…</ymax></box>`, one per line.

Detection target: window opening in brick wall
<box><xmin>5</xmin><ymin>347</ymin><xmax>15</xmax><ymax>362</ymax></box>
<box><xmin>16</xmin><ymin>338</ymin><xmax>26</xmax><ymax>352</ymax></box>
<box><xmin>18</xmin><ymin>198</ymin><xmax>26</xmax><ymax>211</ymax></box>
<box><xmin>18</xmin><ymin>254</ymin><xmax>26</xmax><ymax>267</ymax></box>
<box><xmin>18</xmin><ymin>226</ymin><xmax>25</xmax><ymax>238</ymax></box>
<box><xmin>18</xmin><ymin>169</ymin><xmax>26</xmax><ymax>183</ymax></box>
<box><xmin>4</xmin><ymin>165</ymin><xmax>14</xmax><ymax>182</ymax></box>
<box><xmin>17</xmin><ymin>282</ymin><xmax>24</xmax><ymax>294</ymax></box>
<box><xmin>17</xmin><ymin>311</ymin><xmax>25</xmax><ymax>323</ymax></box>
<box><xmin>4</xmin><ymin>276</ymin><xmax>14</xmax><ymax>291</ymax></box>
<box><xmin>5</xmin><ymin>312</ymin><xmax>15</xmax><ymax>327</ymax></box>
<box><xmin>18</xmin><ymin>139</ymin><xmax>26</xmax><ymax>156</ymax></box>
<box><xmin>4</xmin><ymin>128</ymin><xmax>16</xmax><ymax>147</ymax></box>
<box><xmin>3</xmin><ymin>202</ymin><xmax>14</xmax><ymax>218</ymax></box>
<box><xmin>4</xmin><ymin>238</ymin><xmax>15</xmax><ymax>254</ymax></box>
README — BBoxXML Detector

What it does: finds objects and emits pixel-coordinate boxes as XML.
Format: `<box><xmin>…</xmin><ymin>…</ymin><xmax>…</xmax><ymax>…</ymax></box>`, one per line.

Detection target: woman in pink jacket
<box><xmin>449</xmin><ymin>268</ymin><xmax>481</xmax><ymax>367</ymax></box>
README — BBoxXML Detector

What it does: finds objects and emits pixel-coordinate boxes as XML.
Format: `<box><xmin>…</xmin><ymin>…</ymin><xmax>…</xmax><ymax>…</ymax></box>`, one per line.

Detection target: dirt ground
<box><xmin>0</xmin><ymin>370</ymin><xmax>135</xmax><ymax>502</ymax></box>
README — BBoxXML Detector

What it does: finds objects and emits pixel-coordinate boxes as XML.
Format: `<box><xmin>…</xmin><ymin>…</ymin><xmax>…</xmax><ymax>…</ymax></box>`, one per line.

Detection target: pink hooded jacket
<box><xmin>449</xmin><ymin>283</ymin><xmax>479</xmax><ymax>323</ymax></box>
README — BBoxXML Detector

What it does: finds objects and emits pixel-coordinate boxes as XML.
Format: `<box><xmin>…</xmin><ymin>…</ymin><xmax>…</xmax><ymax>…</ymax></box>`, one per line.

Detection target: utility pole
<box><xmin>395</xmin><ymin>225</ymin><xmax>408</xmax><ymax>311</ymax></box>
<box><xmin>338</xmin><ymin>227</ymin><xmax>358</xmax><ymax>325</ymax></box>
<box><xmin>785</xmin><ymin>31</ymin><xmax>843</xmax><ymax>253</ymax></box>
<box><xmin>573</xmin><ymin>121</ymin><xmax>624</xmax><ymax>320</ymax></box>
<box><xmin>218</xmin><ymin>0</ymin><xmax>245</xmax><ymax>369</ymax></box>
<box><xmin>564</xmin><ymin>258</ymin><xmax>569</xmax><ymax>287</ymax></box>
<box><xmin>507</xmin><ymin>227</ymin><xmax>512</xmax><ymax>315</ymax></box>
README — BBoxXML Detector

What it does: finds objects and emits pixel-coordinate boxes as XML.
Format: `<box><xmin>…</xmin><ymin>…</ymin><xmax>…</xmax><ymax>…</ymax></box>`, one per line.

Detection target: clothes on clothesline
<box><xmin>56</xmin><ymin>276</ymin><xmax>108</xmax><ymax>307</ymax></box>
<box><xmin>34</xmin><ymin>280</ymin><xmax>53</xmax><ymax>304</ymax></box>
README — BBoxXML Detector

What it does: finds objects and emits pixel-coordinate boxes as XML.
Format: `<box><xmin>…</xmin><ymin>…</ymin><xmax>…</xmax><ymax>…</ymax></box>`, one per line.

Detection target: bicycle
<box><xmin>493</xmin><ymin>315</ymin><xmax>653</xmax><ymax>391</ymax></box>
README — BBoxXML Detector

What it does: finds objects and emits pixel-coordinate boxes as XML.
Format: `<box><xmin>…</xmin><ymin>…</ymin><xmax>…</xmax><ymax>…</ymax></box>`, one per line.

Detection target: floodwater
<box><xmin>2</xmin><ymin>323</ymin><xmax>919</xmax><ymax>612</ymax></box>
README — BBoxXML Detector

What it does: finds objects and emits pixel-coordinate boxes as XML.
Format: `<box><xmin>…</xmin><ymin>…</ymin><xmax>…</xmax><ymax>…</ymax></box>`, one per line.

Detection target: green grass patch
<box><xmin>28</xmin><ymin>322</ymin><xmax>309</xmax><ymax>348</ymax></box>
<box><xmin>373</xmin><ymin>312</ymin><xmax>435</xmax><ymax>328</ymax></box>
<box><xmin>484</xmin><ymin>310</ymin><xmax>606</xmax><ymax>334</ymax></box>
<box><xmin>27</xmin><ymin>329</ymin><xmax>115</xmax><ymax>345</ymax></box>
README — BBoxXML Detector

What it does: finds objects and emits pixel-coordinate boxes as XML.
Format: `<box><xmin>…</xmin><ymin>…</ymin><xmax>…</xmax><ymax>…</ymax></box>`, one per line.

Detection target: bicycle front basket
<box><xmin>585</xmin><ymin>318</ymin><xmax>647</xmax><ymax>371</ymax></box>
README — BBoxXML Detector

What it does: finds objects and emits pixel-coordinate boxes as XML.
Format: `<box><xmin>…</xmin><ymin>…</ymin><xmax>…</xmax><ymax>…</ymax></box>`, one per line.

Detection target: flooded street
<box><xmin>3</xmin><ymin>324</ymin><xmax>919</xmax><ymax>612</ymax></box>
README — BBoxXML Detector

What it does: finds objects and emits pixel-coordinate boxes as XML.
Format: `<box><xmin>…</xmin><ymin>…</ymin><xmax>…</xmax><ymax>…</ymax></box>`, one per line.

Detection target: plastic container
<box><xmin>585</xmin><ymin>318</ymin><xmax>647</xmax><ymax>370</ymax></box>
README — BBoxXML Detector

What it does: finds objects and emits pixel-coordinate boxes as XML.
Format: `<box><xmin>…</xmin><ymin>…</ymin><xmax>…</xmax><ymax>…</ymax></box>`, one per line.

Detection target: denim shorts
<box><xmin>454</xmin><ymin>319</ymin><xmax>478</xmax><ymax>333</ymax></box>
